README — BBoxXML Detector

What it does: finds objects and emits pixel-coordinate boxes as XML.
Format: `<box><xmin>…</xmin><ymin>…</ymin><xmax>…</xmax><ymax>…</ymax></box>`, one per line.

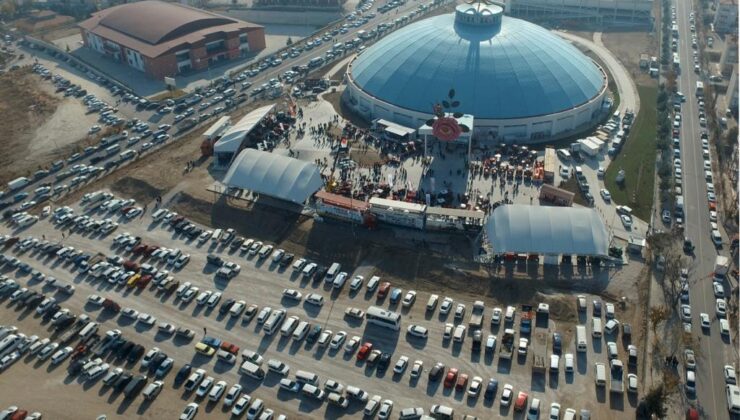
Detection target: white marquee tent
<box><xmin>486</xmin><ymin>204</ymin><xmax>609</xmax><ymax>257</ymax></box>
<box><xmin>222</xmin><ymin>149</ymin><xmax>323</xmax><ymax>204</ymax></box>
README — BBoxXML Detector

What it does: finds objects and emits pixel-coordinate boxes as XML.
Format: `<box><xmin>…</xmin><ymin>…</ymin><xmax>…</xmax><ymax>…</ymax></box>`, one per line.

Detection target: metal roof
<box><xmin>486</xmin><ymin>205</ymin><xmax>609</xmax><ymax>256</ymax></box>
<box><xmin>214</xmin><ymin>104</ymin><xmax>275</xmax><ymax>154</ymax></box>
<box><xmin>350</xmin><ymin>12</ymin><xmax>606</xmax><ymax>119</ymax></box>
<box><xmin>223</xmin><ymin>149</ymin><xmax>323</xmax><ymax>204</ymax></box>
<box><xmin>78</xmin><ymin>1</ymin><xmax>261</xmax><ymax>58</ymax></box>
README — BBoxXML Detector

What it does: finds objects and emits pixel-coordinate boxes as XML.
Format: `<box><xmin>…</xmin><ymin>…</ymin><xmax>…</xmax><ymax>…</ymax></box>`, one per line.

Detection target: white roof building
<box><xmin>214</xmin><ymin>104</ymin><xmax>275</xmax><ymax>159</ymax></box>
<box><xmin>486</xmin><ymin>205</ymin><xmax>609</xmax><ymax>257</ymax></box>
<box><xmin>222</xmin><ymin>149</ymin><xmax>323</xmax><ymax>204</ymax></box>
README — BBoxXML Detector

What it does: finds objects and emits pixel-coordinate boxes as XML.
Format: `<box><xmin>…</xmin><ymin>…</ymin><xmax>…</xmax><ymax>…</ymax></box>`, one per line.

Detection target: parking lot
<box><xmin>0</xmin><ymin>189</ymin><xmax>644</xmax><ymax>419</ymax></box>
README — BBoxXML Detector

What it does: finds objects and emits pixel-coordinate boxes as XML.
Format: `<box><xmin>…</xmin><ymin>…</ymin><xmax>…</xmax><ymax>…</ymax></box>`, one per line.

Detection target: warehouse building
<box><xmin>508</xmin><ymin>0</ymin><xmax>653</xmax><ymax>25</ymax></box>
<box><xmin>79</xmin><ymin>0</ymin><xmax>265</xmax><ymax>79</ymax></box>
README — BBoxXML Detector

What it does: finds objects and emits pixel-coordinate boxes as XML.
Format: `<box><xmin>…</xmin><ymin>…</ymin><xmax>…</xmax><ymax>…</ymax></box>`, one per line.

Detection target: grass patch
<box><xmin>605</xmin><ymin>85</ymin><xmax>658</xmax><ymax>221</ymax></box>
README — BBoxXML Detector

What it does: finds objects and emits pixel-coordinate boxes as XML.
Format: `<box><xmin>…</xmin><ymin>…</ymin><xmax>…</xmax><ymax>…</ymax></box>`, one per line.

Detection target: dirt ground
<box><xmin>602</xmin><ymin>31</ymin><xmax>658</xmax><ymax>86</ymax></box>
<box><xmin>0</xmin><ymin>67</ymin><xmax>101</xmax><ymax>186</ymax></box>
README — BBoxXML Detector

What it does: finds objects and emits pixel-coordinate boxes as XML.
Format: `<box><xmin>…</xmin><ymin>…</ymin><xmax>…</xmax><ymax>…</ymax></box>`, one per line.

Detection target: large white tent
<box><xmin>214</xmin><ymin>104</ymin><xmax>275</xmax><ymax>159</ymax></box>
<box><xmin>223</xmin><ymin>149</ymin><xmax>323</xmax><ymax>204</ymax></box>
<box><xmin>486</xmin><ymin>205</ymin><xmax>609</xmax><ymax>257</ymax></box>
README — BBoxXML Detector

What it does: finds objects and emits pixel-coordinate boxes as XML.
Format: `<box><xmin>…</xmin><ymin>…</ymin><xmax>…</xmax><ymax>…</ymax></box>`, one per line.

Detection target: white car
<box><xmin>491</xmin><ymin>307</ymin><xmax>502</xmax><ymax>325</ymax></box>
<box><xmin>209</xmin><ymin>380</ymin><xmax>227</xmax><ymax>402</ymax></box>
<box><xmin>87</xmin><ymin>294</ymin><xmax>105</xmax><ymax>306</ymax></box>
<box><xmin>501</xmin><ymin>384</ymin><xmax>514</xmax><ymax>407</ymax></box>
<box><xmin>549</xmin><ymin>402</ymin><xmax>561</xmax><ymax>420</ymax></box>
<box><xmin>439</xmin><ymin>297</ymin><xmax>453</xmax><ymax>314</ymax></box>
<box><xmin>378</xmin><ymin>399</ymin><xmax>393</xmax><ymax>420</ymax></box>
<box><xmin>468</xmin><ymin>376</ymin><xmax>483</xmax><ymax>397</ymax></box>
<box><xmin>329</xmin><ymin>331</ymin><xmax>347</xmax><ymax>349</ymax></box>
<box><xmin>350</xmin><ymin>275</ymin><xmax>364</xmax><ymax>290</ymax></box>
<box><xmin>684</xmin><ymin>349</ymin><xmax>696</xmax><ymax>370</ymax></box>
<box><xmin>407</xmin><ymin>324</ymin><xmax>428</xmax><ymax>339</ymax></box>
<box><xmin>620</xmin><ymin>214</ymin><xmax>633</xmax><ymax>228</ymax></box>
<box><xmin>725</xmin><ymin>365</ymin><xmax>737</xmax><ymax>385</ymax></box>
<box><xmin>720</xmin><ymin>318</ymin><xmax>730</xmax><ymax>335</ymax></box>
<box><xmin>600</xmin><ymin>189</ymin><xmax>611</xmax><ymax>202</ymax></box>
<box><xmin>344</xmin><ymin>336</ymin><xmax>360</xmax><ymax>353</ymax></box>
<box><xmin>224</xmin><ymin>384</ymin><xmax>243</xmax><ymax>407</ymax></box>
<box><xmin>393</xmin><ymin>356</ymin><xmax>409</xmax><ymax>374</ymax></box>
<box><xmin>700</xmin><ymin>313</ymin><xmax>710</xmax><ymax>329</ymax></box>
<box><xmin>680</xmin><ymin>304</ymin><xmax>692</xmax><ymax>321</ymax></box>
<box><xmin>231</xmin><ymin>395</ymin><xmax>251</xmax><ymax>416</ymax></box>
<box><xmin>713</xmin><ymin>282</ymin><xmax>725</xmax><ymax>298</ymax></box>
<box><xmin>410</xmin><ymin>360</ymin><xmax>423</xmax><ymax>378</ymax></box>
<box><xmin>282</xmin><ymin>288</ymin><xmax>302</xmax><ymax>301</ymax></box>
<box><xmin>401</xmin><ymin>290</ymin><xmax>416</xmax><ymax>307</ymax></box>
<box><xmin>716</xmin><ymin>299</ymin><xmax>727</xmax><ymax>317</ymax></box>
<box><xmin>196</xmin><ymin>376</ymin><xmax>214</xmax><ymax>398</ymax></box>
<box><xmin>305</xmin><ymin>293</ymin><xmax>324</xmax><ymax>306</ymax></box>
<box><xmin>137</xmin><ymin>313</ymin><xmax>156</xmax><ymax>326</ymax></box>
<box><xmin>121</xmin><ymin>307</ymin><xmax>139</xmax><ymax>319</ymax></box>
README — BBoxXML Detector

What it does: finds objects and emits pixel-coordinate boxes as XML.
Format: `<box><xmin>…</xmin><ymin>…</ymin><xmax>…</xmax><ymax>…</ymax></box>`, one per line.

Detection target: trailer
<box><xmin>532</xmin><ymin>326</ymin><xmax>548</xmax><ymax>373</ymax></box>
<box><xmin>610</xmin><ymin>359</ymin><xmax>624</xmax><ymax>394</ymax></box>
<box><xmin>468</xmin><ymin>301</ymin><xmax>485</xmax><ymax>330</ymax></box>
<box><xmin>715</xmin><ymin>256</ymin><xmax>730</xmax><ymax>279</ymax></box>
<box><xmin>499</xmin><ymin>329</ymin><xmax>515</xmax><ymax>360</ymax></box>
<box><xmin>543</xmin><ymin>148</ymin><xmax>556</xmax><ymax>183</ymax></box>
<box><xmin>7</xmin><ymin>177</ymin><xmax>30</xmax><ymax>191</ymax></box>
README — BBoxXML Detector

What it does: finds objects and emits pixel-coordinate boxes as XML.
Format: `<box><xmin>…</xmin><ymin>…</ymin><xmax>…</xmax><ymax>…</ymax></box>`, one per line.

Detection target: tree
<box><xmin>0</xmin><ymin>0</ymin><xmax>17</xmax><ymax>16</ymax></box>
<box><xmin>286</xmin><ymin>37</ymin><xmax>293</xmax><ymax>46</ymax></box>
<box><xmin>637</xmin><ymin>384</ymin><xmax>668</xmax><ymax>419</ymax></box>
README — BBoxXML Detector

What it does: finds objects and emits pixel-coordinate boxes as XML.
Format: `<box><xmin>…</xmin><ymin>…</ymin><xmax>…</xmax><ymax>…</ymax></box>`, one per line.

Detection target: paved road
<box><xmin>673</xmin><ymin>1</ymin><xmax>737</xmax><ymax>419</ymax></box>
<box><xmin>5</xmin><ymin>0</ymin><xmax>448</xmax><ymax>206</ymax></box>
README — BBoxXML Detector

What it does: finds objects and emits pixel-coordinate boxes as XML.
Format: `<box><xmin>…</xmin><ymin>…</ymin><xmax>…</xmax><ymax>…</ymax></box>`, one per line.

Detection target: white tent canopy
<box><xmin>223</xmin><ymin>149</ymin><xmax>323</xmax><ymax>204</ymax></box>
<box><xmin>214</xmin><ymin>104</ymin><xmax>275</xmax><ymax>154</ymax></box>
<box><xmin>486</xmin><ymin>205</ymin><xmax>609</xmax><ymax>257</ymax></box>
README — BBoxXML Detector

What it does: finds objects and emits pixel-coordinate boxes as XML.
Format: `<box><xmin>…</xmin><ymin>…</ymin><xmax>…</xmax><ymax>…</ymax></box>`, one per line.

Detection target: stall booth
<box><xmin>372</xmin><ymin>119</ymin><xmax>417</xmax><ymax>142</ymax></box>
<box><xmin>314</xmin><ymin>191</ymin><xmax>370</xmax><ymax>223</ymax></box>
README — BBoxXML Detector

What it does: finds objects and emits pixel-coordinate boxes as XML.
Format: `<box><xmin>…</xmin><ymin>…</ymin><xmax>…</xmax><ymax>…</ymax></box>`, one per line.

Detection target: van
<box><xmin>576</xmin><ymin>326</ymin><xmax>588</xmax><ymax>352</ymax></box>
<box><xmin>556</xmin><ymin>149</ymin><xmax>571</xmax><ymax>160</ymax></box>
<box><xmin>152</xmin><ymin>209</ymin><xmax>167</xmax><ymax>221</ymax></box>
<box><xmin>105</xmin><ymin>144</ymin><xmax>121</xmax><ymax>156</ymax></box>
<box><xmin>302</xmin><ymin>383</ymin><xmax>325</xmax><ymax>400</ymax></box>
<box><xmin>263</xmin><ymin>309</ymin><xmax>285</xmax><ymax>335</ymax></box>
<box><xmin>592</xmin><ymin>318</ymin><xmax>602</xmax><ymax>338</ymax></box>
<box><xmin>78</xmin><ymin>321</ymin><xmax>99</xmax><ymax>341</ymax></box>
<box><xmin>595</xmin><ymin>363</ymin><xmax>606</xmax><ymax>386</ymax></box>
<box><xmin>239</xmin><ymin>360</ymin><xmax>265</xmax><ymax>380</ymax></box>
<box><xmin>292</xmin><ymin>321</ymin><xmax>309</xmax><ymax>341</ymax></box>
<box><xmin>325</xmin><ymin>263</ymin><xmax>341</xmax><ymax>282</ymax></box>
<box><xmin>295</xmin><ymin>370</ymin><xmax>319</xmax><ymax>385</ymax></box>
<box><xmin>727</xmin><ymin>384</ymin><xmax>740</xmax><ymax>414</ymax></box>
<box><xmin>280</xmin><ymin>315</ymin><xmax>300</xmax><ymax>337</ymax></box>
<box><xmin>211</xmin><ymin>229</ymin><xmax>223</xmax><ymax>242</ymax></box>
<box><xmin>302</xmin><ymin>263</ymin><xmax>317</xmax><ymax>279</ymax></box>
<box><xmin>308</xmin><ymin>57</ymin><xmax>324</xmax><ymax>68</ymax></box>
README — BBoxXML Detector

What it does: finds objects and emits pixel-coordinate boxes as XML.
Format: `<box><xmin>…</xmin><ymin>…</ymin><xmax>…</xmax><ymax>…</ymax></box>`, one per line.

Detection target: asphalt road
<box><xmin>673</xmin><ymin>0</ymin><xmax>737</xmax><ymax>418</ymax></box>
<box><xmin>5</xmin><ymin>0</ymin><xmax>448</xmax><ymax>209</ymax></box>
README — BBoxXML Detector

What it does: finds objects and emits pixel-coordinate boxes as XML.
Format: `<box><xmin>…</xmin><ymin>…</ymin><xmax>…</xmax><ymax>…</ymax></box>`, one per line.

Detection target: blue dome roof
<box><xmin>350</xmin><ymin>9</ymin><xmax>606</xmax><ymax>119</ymax></box>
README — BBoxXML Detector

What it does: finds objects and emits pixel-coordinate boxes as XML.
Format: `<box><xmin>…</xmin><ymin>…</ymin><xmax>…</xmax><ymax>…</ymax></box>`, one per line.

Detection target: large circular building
<box><xmin>343</xmin><ymin>3</ymin><xmax>609</xmax><ymax>143</ymax></box>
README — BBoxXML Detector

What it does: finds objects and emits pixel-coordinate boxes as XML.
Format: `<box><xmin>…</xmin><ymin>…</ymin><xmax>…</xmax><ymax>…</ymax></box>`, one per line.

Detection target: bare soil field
<box><xmin>0</xmin><ymin>67</ymin><xmax>98</xmax><ymax>186</ymax></box>
<box><xmin>602</xmin><ymin>31</ymin><xmax>657</xmax><ymax>86</ymax></box>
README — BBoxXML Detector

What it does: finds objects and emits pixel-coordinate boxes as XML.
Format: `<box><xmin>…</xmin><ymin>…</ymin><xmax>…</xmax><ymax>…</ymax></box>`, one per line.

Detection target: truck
<box><xmin>532</xmin><ymin>326</ymin><xmax>548</xmax><ymax>373</ymax></box>
<box><xmin>58</xmin><ymin>317</ymin><xmax>90</xmax><ymax>345</ymax></box>
<box><xmin>468</xmin><ymin>301</ymin><xmax>485</xmax><ymax>329</ymax></box>
<box><xmin>714</xmin><ymin>256</ymin><xmax>730</xmax><ymax>279</ymax></box>
<box><xmin>610</xmin><ymin>359</ymin><xmax>624</xmax><ymax>394</ymax></box>
<box><xmin>520</xmin><ymin>305</ymin><xmax>533</xmax><ymax>334</ymax></box>
<box><xmin>499</xmin><ymin>329</ymin><xmax>515</xmax><ymax>360</ymax></box>
<box><xmin>7</xmin><ymin>177</ymin><xmax>30</xmax><ymax>191</ymax></box>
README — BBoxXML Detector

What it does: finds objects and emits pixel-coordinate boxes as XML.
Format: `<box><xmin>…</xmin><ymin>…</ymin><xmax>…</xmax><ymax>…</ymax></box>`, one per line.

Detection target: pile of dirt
<box><xmin>110</xmin><ymin>177</ymin><xmax>166</xmax><ymax>204</ymax></box>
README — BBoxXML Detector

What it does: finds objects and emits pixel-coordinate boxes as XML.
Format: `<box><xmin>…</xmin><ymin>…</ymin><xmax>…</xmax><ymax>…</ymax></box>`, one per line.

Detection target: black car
<box><xmin>55</xmin><ymin>316</ymin><xmax>76</xmax><ymax>331</ymax></box>
<box><xmin>68</xmin><ymin>358</ymin><xmax>87</xmax><ymax>376</ymax></box>
<box><xmin>472</xmin><ymin>330</ymin><xmax>482</xmax><ymax>352</ymax></box>
<box><xmin>230</xmin><ymin>237</ymin><xmax>245</xmax><ymax>250</ymax></box>
<box><xmin>148</xmin><ymin>352</ymin><xmax>168</xmax><ymax>373</ymax></box>
<box><xmin>219</xmin><ymin>298</ymin><xmax>235</xmax><ymax>315</ymax></box>
<box><xmin>114</xmin><ymin>371</ymin><xmax>133</xmax><ymax>391</ymax></box>
<box><xmin>206</xmin><ymin>254</ymin><xmax>224</xmax><ymax>267</ymax></box>
<box><xmin>174</xmin><ymin>364</ymin><xmax>192</xmax><ymax>386</ymax></box>
<box><xmin>17</xmin><ymin>290</ymin><xmax>39</xmax><ymax>307</ymax></box>
<box><xmin>24</xmin><ymin>293</ymin><xmax>45</xmax><ymax>309</ymax></box>
<box><xmin>592</xmin><ymin>300</ymin><xmax>602</xmax><ymax>317</ymax></box>
<box><xmin>279</xmin><ymin>253</ymin><xmax>295</xmax><ymax>267</ymax></box>
<box><xmin>124</xmin><ymin>374</ymin><xmax>148</xmax><ymax>398</ymax></box>
<box><xmin>117</xmin><ymin>341</ymin><xmax>135</xmax><ymax>360</ymax></box>
<box><xmin>553</xmin><ymin>333</ymin><xmax>562</xmax><ymax>354</ymax></box>
<box><xmin>42</xmin><ymin>303</ymin><xmax>61</xmax><ymax>320</ymax></box>
<box><xmin>127</xmin><ymin>344</ymin><xmax>145</xmax><ymax>362</ymax></box>
<box><xmin>484</xmin><ymin>378</ymin><xmax>498</xmax><ymax>399</ymax></box>
<box><xmin>377</xmin><ymin>352</ymin><xmax>391</xmax><ymax>372</ymax></box>
<box><xmin>313</xmin><ymin>266</ymin><xmax>328</xmax><ymax>282</ymax></box>
<box><xmin>428</xmin><ymin>362</ymin><xmax>445</xmax><ymax>381</ymax></box>
<box><xmin>683</xmin><ymin>237</ymin><xmax>695</xmax><ymax>253</ymax></box>
<box><xmin>108</xmin><ymin>337</ymin><xmax>126</xmax><ymax>353</ymax></box>
<box><xmin>306</xmin><ymin>325</ymin><xmax>322</xmax><ymax>344</ymax></box>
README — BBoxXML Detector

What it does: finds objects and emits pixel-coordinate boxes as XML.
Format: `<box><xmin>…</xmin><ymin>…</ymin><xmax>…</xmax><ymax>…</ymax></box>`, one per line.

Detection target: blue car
<box><xmin>13</xmin><ymin>192</ymin><xmax>28</xmax><ymax>202</ymax></box>
<box><xmin>390</xmin><ymin>287</ymin><xmax>402</xmax><ymax>303</ymax></box>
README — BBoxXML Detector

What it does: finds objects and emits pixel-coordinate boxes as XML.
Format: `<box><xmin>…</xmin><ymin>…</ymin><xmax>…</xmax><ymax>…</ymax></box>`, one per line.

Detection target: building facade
<box><xmin>79</xmin><ymin>1</ymin><xmax>265</xmax><ymax>80</ymax></box>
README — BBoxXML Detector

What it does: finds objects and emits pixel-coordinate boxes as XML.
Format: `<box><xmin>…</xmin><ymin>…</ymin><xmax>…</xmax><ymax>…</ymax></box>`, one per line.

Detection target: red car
<box><xmin>220</xmin><ymin>342</ymin><xmax>240</xmax><ymax>355</ymax></box>
<box><xmin>123</xmin><ymin>260</ymin><xmax>139</xmax><ymax>271</ymax></box>
<box><xmin>131</xmin><ymin>244</ymin><xmax>147</xmax><ymax>255</ymax></box>
<box><xmin>455</xmin><ymin>373</ymin><xmax>469</xmax><ymax>391</ymax></box>
<box><xmin>444</xmin><ymin>368</ymin><xmax>459</xmax><ymax>388</ymax></box>
<box><xmin>514</xmin><ymin>391</ymin><xmax>528</xmax><ymax>411</ymax></box>
<box><xmin>377</xmin><ymin>282</ymin><xmax>391</xmax><ymax>299</ymax></box>
<box><xmin>357</xmin><ymin>342</ymin><xmax>373</xmax><ymax>360</ymax></box>
<box><xmin>136</xmin><ymin>275</ymin><xmax>152</xmax><ymax>289</ymax></box>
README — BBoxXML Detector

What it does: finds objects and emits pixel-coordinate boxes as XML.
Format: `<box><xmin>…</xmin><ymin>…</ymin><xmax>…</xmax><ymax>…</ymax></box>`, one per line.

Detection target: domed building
<box><xmin>343</xmin><ymin>2</ymin><xmax>609</xmax><ymax>143</ymax></box>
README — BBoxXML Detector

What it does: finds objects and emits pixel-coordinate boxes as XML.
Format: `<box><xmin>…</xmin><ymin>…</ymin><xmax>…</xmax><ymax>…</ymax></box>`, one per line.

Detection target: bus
<box><xmin>365</xmin><ymin>306</ymin><xmax>401</xmax><ymax>331</ymax></box>
<box><xmin>696</xmin><ymin>81</ymin><xmax>704</xmax><ymax>97</ymax></box>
